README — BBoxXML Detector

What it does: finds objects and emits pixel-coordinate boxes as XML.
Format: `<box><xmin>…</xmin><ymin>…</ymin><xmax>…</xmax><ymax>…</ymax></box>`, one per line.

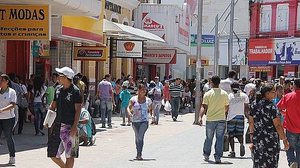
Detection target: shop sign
<box><xmin>74</xmin><ymin>46</ymin><xmax>107</xmax><ymax>61</ymax></box>
<box><xmin>249</xmin><ymin>66</ymin><xmax>272</xmax><ymax>72</ymax></box>
<box><xmin>249</xmin><ymin>38</ymin><xmax>300</xmax><ymax>65</ymax></box>
<box><xmin>189</xmin><ymin>58</ymin><xmax>209</xmax><ymax>66</ymax></box>
<box><xmin>191</xmin><ymin>34</ymin><xmax>215</xmax><ymax>47</ymax></box>
<box><xmin>32</xmin><ymin>40</ymin><xmax>50</xmax><ymax>57</ymax></box>
<box><xmin>140</xmin><ymin>49</ymin><xmax>176</xmax><ymax>64</ymax></box>
<box><xmin>105</xmin><ymin>1</ymin><xmax>121</xmax><ymax>14</ymax></box>
<box><xmin>116</xmin><ymin>40</ymin><xmax>143</xmax><ymax>58</ymax></box>
<box><xmin>178</xmin><ymin>5</ymin><xmax>190</xmax><ymax>46</ymax></box>
<box><xmin>142</xmin><ymin>12</ymin><xmax>166</xmax><ymax>40</ymax></box>
<box><xmin>0</xmin><ymin>5</ymin><xmax>50</xmax><ymax>40</ymax></box>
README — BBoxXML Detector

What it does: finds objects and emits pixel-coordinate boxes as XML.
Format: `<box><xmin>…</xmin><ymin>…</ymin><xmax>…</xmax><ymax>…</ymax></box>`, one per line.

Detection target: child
<box><xmin>119</xmin><ymin>81</ymin><xmax>132</xmax><ymax>126</ymax></box>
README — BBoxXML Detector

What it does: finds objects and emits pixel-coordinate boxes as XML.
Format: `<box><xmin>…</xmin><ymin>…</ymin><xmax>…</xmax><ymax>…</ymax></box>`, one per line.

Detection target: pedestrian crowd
<box><xmin>200</xmin><ymin>70</ymin><xmax>300</xmax><ymax>168</ymax></box>
<box><xmin>1</xmin><ymin>67</ymin><xmax>300</xmax><ymax>168</ymax></box>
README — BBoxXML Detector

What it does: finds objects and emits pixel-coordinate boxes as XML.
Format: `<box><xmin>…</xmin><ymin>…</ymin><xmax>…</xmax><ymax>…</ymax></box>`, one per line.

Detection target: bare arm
<box><xmin>199</xmin><ymin>104</ymin><xmax>208</xmax><ymax>126</ymax></box>
<box><xmin>0</xmin><ymin>102</ymin><xmax>15</xmax><ymax>113</ymax></box>
<box><xmin>49</xmin><ymin>101</ymin><xmax>57</xmax><ymax>111</ymax></box>
<box><xmin>244</xmin><ymin>103</ymin><xmax>250</xmax><ymax>120</ymax></box>
<box><xmin>70</xmin><ymin>103</ymin><xmax>81</xmax><ymax>136</ymax></box>
<box><xmin>273</xmin><ymin>117</ymin><xmax>289</xmax><ymax>150</ymax></box>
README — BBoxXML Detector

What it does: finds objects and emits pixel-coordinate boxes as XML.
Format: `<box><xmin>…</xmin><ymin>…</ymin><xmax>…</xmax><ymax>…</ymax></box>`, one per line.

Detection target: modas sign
<box><xmin>0</xmin><ymin>5</ymin><xmax>50</xmax><ymax>40</ymax></box>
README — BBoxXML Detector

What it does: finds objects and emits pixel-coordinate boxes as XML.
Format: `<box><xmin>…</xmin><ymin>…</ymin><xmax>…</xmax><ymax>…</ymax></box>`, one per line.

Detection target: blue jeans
<box><xmin>100</xmin><ymin>98</ymin><xmax>112</xmax><ymax>126</ymax></box>
<box><xmin>286</xmin><ymin>131</ymin><xmax>300</xmax><ymax>166</ymax></box>
<box><xmin>203</xmin><ymin>120</ymin><xmax>226</xmax><ymax>160</ymax></box>
<box><xmin>170</xmin><ymin>97</ymin><xmax>181</xmax><ymax>119</ymax></box>
<box><xmin>152</xmin><ymin>101</ymin><xmax>162</xmax><ymax>123</ymax></box>
<box><xmin>0</xmin><ymin>118</ymin><xmax>16</xmax><ymax>157</ymax></box>
<box><xmin>33</xmin><ymin>102</ymin><xmax>45</xmax><ymax>134</ymax></box>
<box><xmin>132</xmin><ymin>122</ymin><xmax>148</xmax><ymax>156</ymax></box>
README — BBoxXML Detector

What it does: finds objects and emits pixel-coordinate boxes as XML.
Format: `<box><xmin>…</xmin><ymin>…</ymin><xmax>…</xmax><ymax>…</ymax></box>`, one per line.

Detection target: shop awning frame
<box><xmin>103</xmin><ymin>19</ymin><xmax>165</xmax><ymax>44</ymax></box>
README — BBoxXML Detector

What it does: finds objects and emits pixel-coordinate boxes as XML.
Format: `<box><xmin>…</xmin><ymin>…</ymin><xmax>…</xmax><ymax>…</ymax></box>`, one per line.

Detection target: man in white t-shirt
<box><xmin>220</xmin><ymin>70</ymin><xmax>237</xmax><ymax>94</ymax></box>
<box><xmin>226</xmin><ymin>82</ymin><xmax>249</xmax><ymax>158</ymax></box>
<box><xmin>244</xmin><ymin>78</ymin><xmax>256</xmax><ymax>96</ymax></box>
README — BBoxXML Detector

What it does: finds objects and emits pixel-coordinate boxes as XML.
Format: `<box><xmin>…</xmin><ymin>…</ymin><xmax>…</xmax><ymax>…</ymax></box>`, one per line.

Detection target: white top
<box><xmin>33</xmin><ymin>86</ymin><xmax>47</xmax><ymax>103</ymax></box>
<box><xmin>182</xmin><ymin>91</ymin><xmax>191</xmax><ymax>98</ymax></box>
<box><xmin>227</xmin><ymin>91</ymin><xmax>249</xmax><ymax>121</ymax></box>
<box><xmin>20</xmin><ymin>84</ymin><xmax>27</xmax><ymax>94</ymax></box>
<box><xmin>219</xmin><ymin>78</ymin><xmax>236</xmax><ymax>94</ymax></box>
<box><xmin>0</xmin><ymin>88</ymin><xmax>17</xmax><ymax>119</ymax></box>
<box><xmin>203</xmin><ymin>83</ymin><xmax>211</xmax><ymax>92</ymax></box>
<box><xmin>244</xmin><ymin>83</ymin><xmax>256</xmax><ymax>96</ymax></box>
<box><xmin>130</xmin><ymin>96</ymin><xmax>152</xmax><ymax>122</ymax></box>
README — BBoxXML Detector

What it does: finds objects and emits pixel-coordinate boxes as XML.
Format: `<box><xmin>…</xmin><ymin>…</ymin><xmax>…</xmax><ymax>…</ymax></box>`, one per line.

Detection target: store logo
<box><xmin>123</xmin><ymin>42</ymin><xmax>135</xmax><ymax>51</ymax></box>
<box><xmin>143</xmin><ymin>17</ymin><xmax>164</xmax><ymax>30</ymax></box>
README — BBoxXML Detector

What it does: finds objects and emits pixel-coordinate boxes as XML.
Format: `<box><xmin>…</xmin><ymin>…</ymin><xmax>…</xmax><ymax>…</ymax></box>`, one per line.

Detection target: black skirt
<box><xmin>47</xmin><ymin>123</ymin><xmax>61</xmax><ymax>157</ymax></box>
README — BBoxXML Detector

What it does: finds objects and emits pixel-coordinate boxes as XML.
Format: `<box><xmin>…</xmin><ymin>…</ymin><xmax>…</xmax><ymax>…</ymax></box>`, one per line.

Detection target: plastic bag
<box><xmin>161</xmin><ymin>99</ymin><xmax>166</xmax><ymax>106</ymax></box>
<box><xmin>164</xmin><ymin>101</ymin><xmax>172</xmax><ymax>111</ymax></box>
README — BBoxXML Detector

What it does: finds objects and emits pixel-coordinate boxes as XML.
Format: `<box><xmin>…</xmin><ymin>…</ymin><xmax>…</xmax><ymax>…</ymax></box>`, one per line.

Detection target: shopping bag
<box><xmin>43</xmin><ymin>109</ymin><xmax>57</xmax><ymax>128</ymax></box>
<box><xmin>161</xmin><ymin>99</ymin><xmax>166</xmax><ymax>106</ymax></box>
<box><xmin>223</xmin><ymin>133</ymin><xmax>229</xmax><ymax>152</ymax></box>
<box><xmin>164</xmin><ymin>101</ymin><xmax>172</xmax><ymax>111</ymax></box>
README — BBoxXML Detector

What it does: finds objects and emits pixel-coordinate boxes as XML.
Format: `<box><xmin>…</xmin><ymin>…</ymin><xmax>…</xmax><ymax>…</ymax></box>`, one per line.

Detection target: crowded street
<box><xmin>0</xmin><ymin>113</ymin><xmax>289</xmax><ymax>167</ymax></box>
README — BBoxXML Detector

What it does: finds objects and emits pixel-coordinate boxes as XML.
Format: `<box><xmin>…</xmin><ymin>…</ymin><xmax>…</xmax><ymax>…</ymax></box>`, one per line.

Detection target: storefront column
<box><xmin>0</xmin><ymin>41</ymin><xmax>7</xmax><ymax>73</ymax></box>
<box><xmin>288</xmin><ymin>0</ymin><xmax>298</xmax><ymax>36</ymax></box>
<box><xmin>112</xmin><ymin>58</ymin><xmax>122</xmax><ymax>79</ymax></box>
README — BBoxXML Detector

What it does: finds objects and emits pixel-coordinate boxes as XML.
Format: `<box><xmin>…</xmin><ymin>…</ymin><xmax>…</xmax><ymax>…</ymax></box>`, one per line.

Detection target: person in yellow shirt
<box><xmin>200</xmin><ymin>75</ymin><xmax>229</xmax><ymax>164</ymax></box>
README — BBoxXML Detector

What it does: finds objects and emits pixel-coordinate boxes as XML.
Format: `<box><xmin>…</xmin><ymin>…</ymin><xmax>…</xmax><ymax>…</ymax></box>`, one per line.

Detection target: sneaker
<box><xmin>240</xmin><ymin>144</ymin><xmax>245</xmax><ymax>157</ymax></box>
<box><xmin>172</xmin><ymin>117</ymin><xmax>177</xmax><ymax>121</ymax></box>
<box><xmin>290</xmin><ymin>162</ymin><xmax>298</xmax><ymax>168</ymax></box>
<box><xmin>204</xmin><ymin>155</ymin><xmax>209</xmax><ymax>162</ymax></box>
<box><xmin>215</xmin><ymin>159</ymin><xmax>221</xmax><ymax>164</ymax></box>
<box><xmin>126</xmin><ymin>123</ymin><xmax>131</xmax><ymax>126</ymax></box>
<box><xmin>107</xmin><ymin>124</ymin><xmax>112</xmax><ymax>128</ymax></box>
<box><xmin>120</xmin><ymin>123</ymin><xmax>126</xmax><ymax>126</ymax></box>
<box><xmin>101</xmin><ymin>124</ymin><xmax>106</xmax><ymax>128</ymax></box>
<box><xmin>228</xmin><ymin>151</ymin><xmax>236</xmax><ymax>158</ymax></box>
<box><xmin>8</xmin><ymin>157</ymin><xmax>15</xmax><ymax>164</ymax></box>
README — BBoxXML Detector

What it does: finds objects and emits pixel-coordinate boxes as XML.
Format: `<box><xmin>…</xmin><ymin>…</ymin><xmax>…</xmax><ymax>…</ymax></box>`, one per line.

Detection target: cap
<box><xmin>122</xmin><ymin>81</ymin><xmax>129</xmax><ymax>87</ymax></box>
<box><xmin>55</xmin><ymin>67</ymin><xmax>75</xmax><ymax>79</ymax></box>
<box><xmin>155</xmin><ymin>76</ymin><xmax>159</xmax><ymax>79</ymax></box>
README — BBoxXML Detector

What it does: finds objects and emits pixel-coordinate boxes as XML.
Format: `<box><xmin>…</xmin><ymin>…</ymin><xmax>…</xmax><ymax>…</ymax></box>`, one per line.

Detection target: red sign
<box><xmin>139</xmin><ymin>49</ymin><xmax>176</xmax><ymax>64</ymax></box>
<box><xmin>248</xmin><ymin>38</ymin><xmax>274</xmax><ymax>64</ymax></box>
<box><xmin>142</xmin><ymin>13</ymin><xmax>166</xmax><ymax>40</ymax></box>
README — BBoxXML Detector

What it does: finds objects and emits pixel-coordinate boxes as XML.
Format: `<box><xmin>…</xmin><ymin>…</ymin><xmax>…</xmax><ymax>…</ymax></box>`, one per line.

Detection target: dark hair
<box><xmin>104</xmin><ymin>74</ymin><xmax>111</xmax><ymax>79</ymax></box>
<box><xmin>285</xmin><ymin>79</ymin><xmax>292</xmax><ymax>85</ymax></box>
<box><xmin>33</xmin><ymin>76</ymin><xmax>44</xmax><ymax>97</ymax></box>
<box><xmin>242</xmin><ymin>77</ymin><xmax>247</xmax><ymax>81</ymax></box>
<box><xmin>294</xmin><ymin>78</ymin><xmax>300</xmax><ymax>88</ymax></box>
<box><xmin>261</xmin><ymin>84</ymin><xmax>274</xmax><ymax>98</ymax></box>
<box><xmin>231</xmin><ymin>82</ymin><xmax>240</xmax><ymax>94</ymax></box>
<box><xmin>138</xmin><ymin>83</ymin><xmax>146</xmax><ymax>90</ymax></box>
<box><xmin>1</xmin><ymin>74</ymin><xmax>10</xmax><ymax>81</ymax></box>
<box><xmin>211</xmin><ymin>76</ymin><xmax>221</xmax><ymax>85</ymax></box>
<box><xmin>52</xmin><ymin>73</ymin><xmax>59</xmax><ymax>77</ymax></box>
<box><xmin>275</xmin><ymin>84</ymin><xmax>283</xmax><ymax>91</ymax></box>
<box><xmin>228</xmin><ymin>70</ymin><xmax>237</xmax><ymax>78</ymax></box>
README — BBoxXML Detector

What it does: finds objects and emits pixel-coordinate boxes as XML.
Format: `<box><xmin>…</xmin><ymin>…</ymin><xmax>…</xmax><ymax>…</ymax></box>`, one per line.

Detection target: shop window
<box><xmin>276</xmin><ymin>4</ymin><xmax>289</xmax><ymax>31</ymax></box>
<box><xmin>260</xmin><ymin>5</ymin><xmax>272</xmax><ymax>32</ymax></box>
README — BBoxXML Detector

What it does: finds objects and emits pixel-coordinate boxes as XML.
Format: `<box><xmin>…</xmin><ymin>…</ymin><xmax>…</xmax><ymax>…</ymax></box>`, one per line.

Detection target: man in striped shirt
<box><xmin>169</xmin><ymin>78</ymin><xmax>183</xmax><ymax>121</ymax></box>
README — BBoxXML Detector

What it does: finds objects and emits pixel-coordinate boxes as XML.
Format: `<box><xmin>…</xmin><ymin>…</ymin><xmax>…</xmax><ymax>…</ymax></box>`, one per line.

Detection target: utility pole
<box><xmin>214</xmin><ymin>14</ymin><xmax>219</xmax><ymax>76</ymax></box>
<box><xmin>194</xmin><ymin>0</ymin><xmax>203</xmax><ymax>125</ymax></box>
<box><xmin>228</xmin><ymin>0</ymin><xmax>235</xmax><ymax>71</ymax></box>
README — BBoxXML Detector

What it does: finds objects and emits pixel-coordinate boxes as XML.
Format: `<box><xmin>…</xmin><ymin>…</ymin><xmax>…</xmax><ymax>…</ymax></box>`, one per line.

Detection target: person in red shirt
<box><xmin>277</xmin><ymin>78</ymin><xmax>300</xmax><ymax>168</ymax></box>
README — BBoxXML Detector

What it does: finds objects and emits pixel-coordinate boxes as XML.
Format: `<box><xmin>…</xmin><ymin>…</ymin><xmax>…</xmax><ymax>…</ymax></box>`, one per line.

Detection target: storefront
<box><xmin>248</xmin><ymin>38</ymin><xmax>300</xmax><ymax>80</ymax></box>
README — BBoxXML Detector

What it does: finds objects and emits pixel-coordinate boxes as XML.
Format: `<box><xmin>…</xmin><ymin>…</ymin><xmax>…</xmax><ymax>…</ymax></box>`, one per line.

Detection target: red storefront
<box><xmin>249</xmin><ymin>0</ymin><xmax>300</xmax><ymax>79</ymax></box>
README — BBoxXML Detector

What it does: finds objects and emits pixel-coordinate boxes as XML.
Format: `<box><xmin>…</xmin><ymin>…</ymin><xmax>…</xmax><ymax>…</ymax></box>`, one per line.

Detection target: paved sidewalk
<box><xmin>0</xmin><ymin>112</ymin><xmax>289</xmax><ymax>168</ymax></box>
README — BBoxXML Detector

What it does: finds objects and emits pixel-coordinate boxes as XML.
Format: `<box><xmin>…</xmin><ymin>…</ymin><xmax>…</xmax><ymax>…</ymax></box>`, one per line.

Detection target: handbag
<box><xmin>19</xmin><ymin>95</ymin><xmax>28</xmax><ymax>108</ymax></box>
<box><xmin>223</xmin><ymin>133</ymin><xmax>229</xmax><ymax>152</ymax></box>
<box><xmin>223</xmin><ymin>123</ymin><xmax>229</xmax><ymax>152</ymax></box>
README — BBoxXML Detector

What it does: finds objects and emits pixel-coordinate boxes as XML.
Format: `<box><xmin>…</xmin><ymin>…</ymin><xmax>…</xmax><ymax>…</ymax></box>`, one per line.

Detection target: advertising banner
<box><xmin>116</xmin><ymin>40</ymin><xmax>143</xmax><ymax>58</ymax></box>
<box><xmin>139</xmin><ymin>49</ymin><xmax>176</xmax><ymax>64</ymax></box>
<box><xmin>32</xmin><ymin>40</ymin><xmax>50</xmax><ymax>57</ymax></box>
<box><xmin>191</xmin><ymin>34</ymin><xmax>215</xmax><ymax>47</ymax></box>
<box><xmin>142</xmin><ymin>12</ymin><xmax>166</xmax><ymax>40</ymax></box>
<box><xmin>74</xmin><ymin>46</ymin><xmax>107</xmax><ymax>61</ymax></box>
<box><xmin>219</xmin><ymin>39</ymin><xmax>246</xmax><ymax>65</ymax></box>
<box><xmin>249</xmin><ymin>38</ymin><xmax>300</xmax><ymax>65</ymax></box>
<box><xmin>0</xmin><ymin>5</ymin><xmax>50</xmax><ymax>40</ymax></box>
<box><xmin>178</xmin><ymin>6</ymin><xmax>190</xmax><ymax>46</ymax></box>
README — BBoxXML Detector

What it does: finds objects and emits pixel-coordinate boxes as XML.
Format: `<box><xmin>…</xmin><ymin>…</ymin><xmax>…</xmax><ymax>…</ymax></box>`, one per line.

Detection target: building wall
<box><xmin>0</xmin><ymin>41</ymin><xmax>6</xmax><ymax>73</ymax></box>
